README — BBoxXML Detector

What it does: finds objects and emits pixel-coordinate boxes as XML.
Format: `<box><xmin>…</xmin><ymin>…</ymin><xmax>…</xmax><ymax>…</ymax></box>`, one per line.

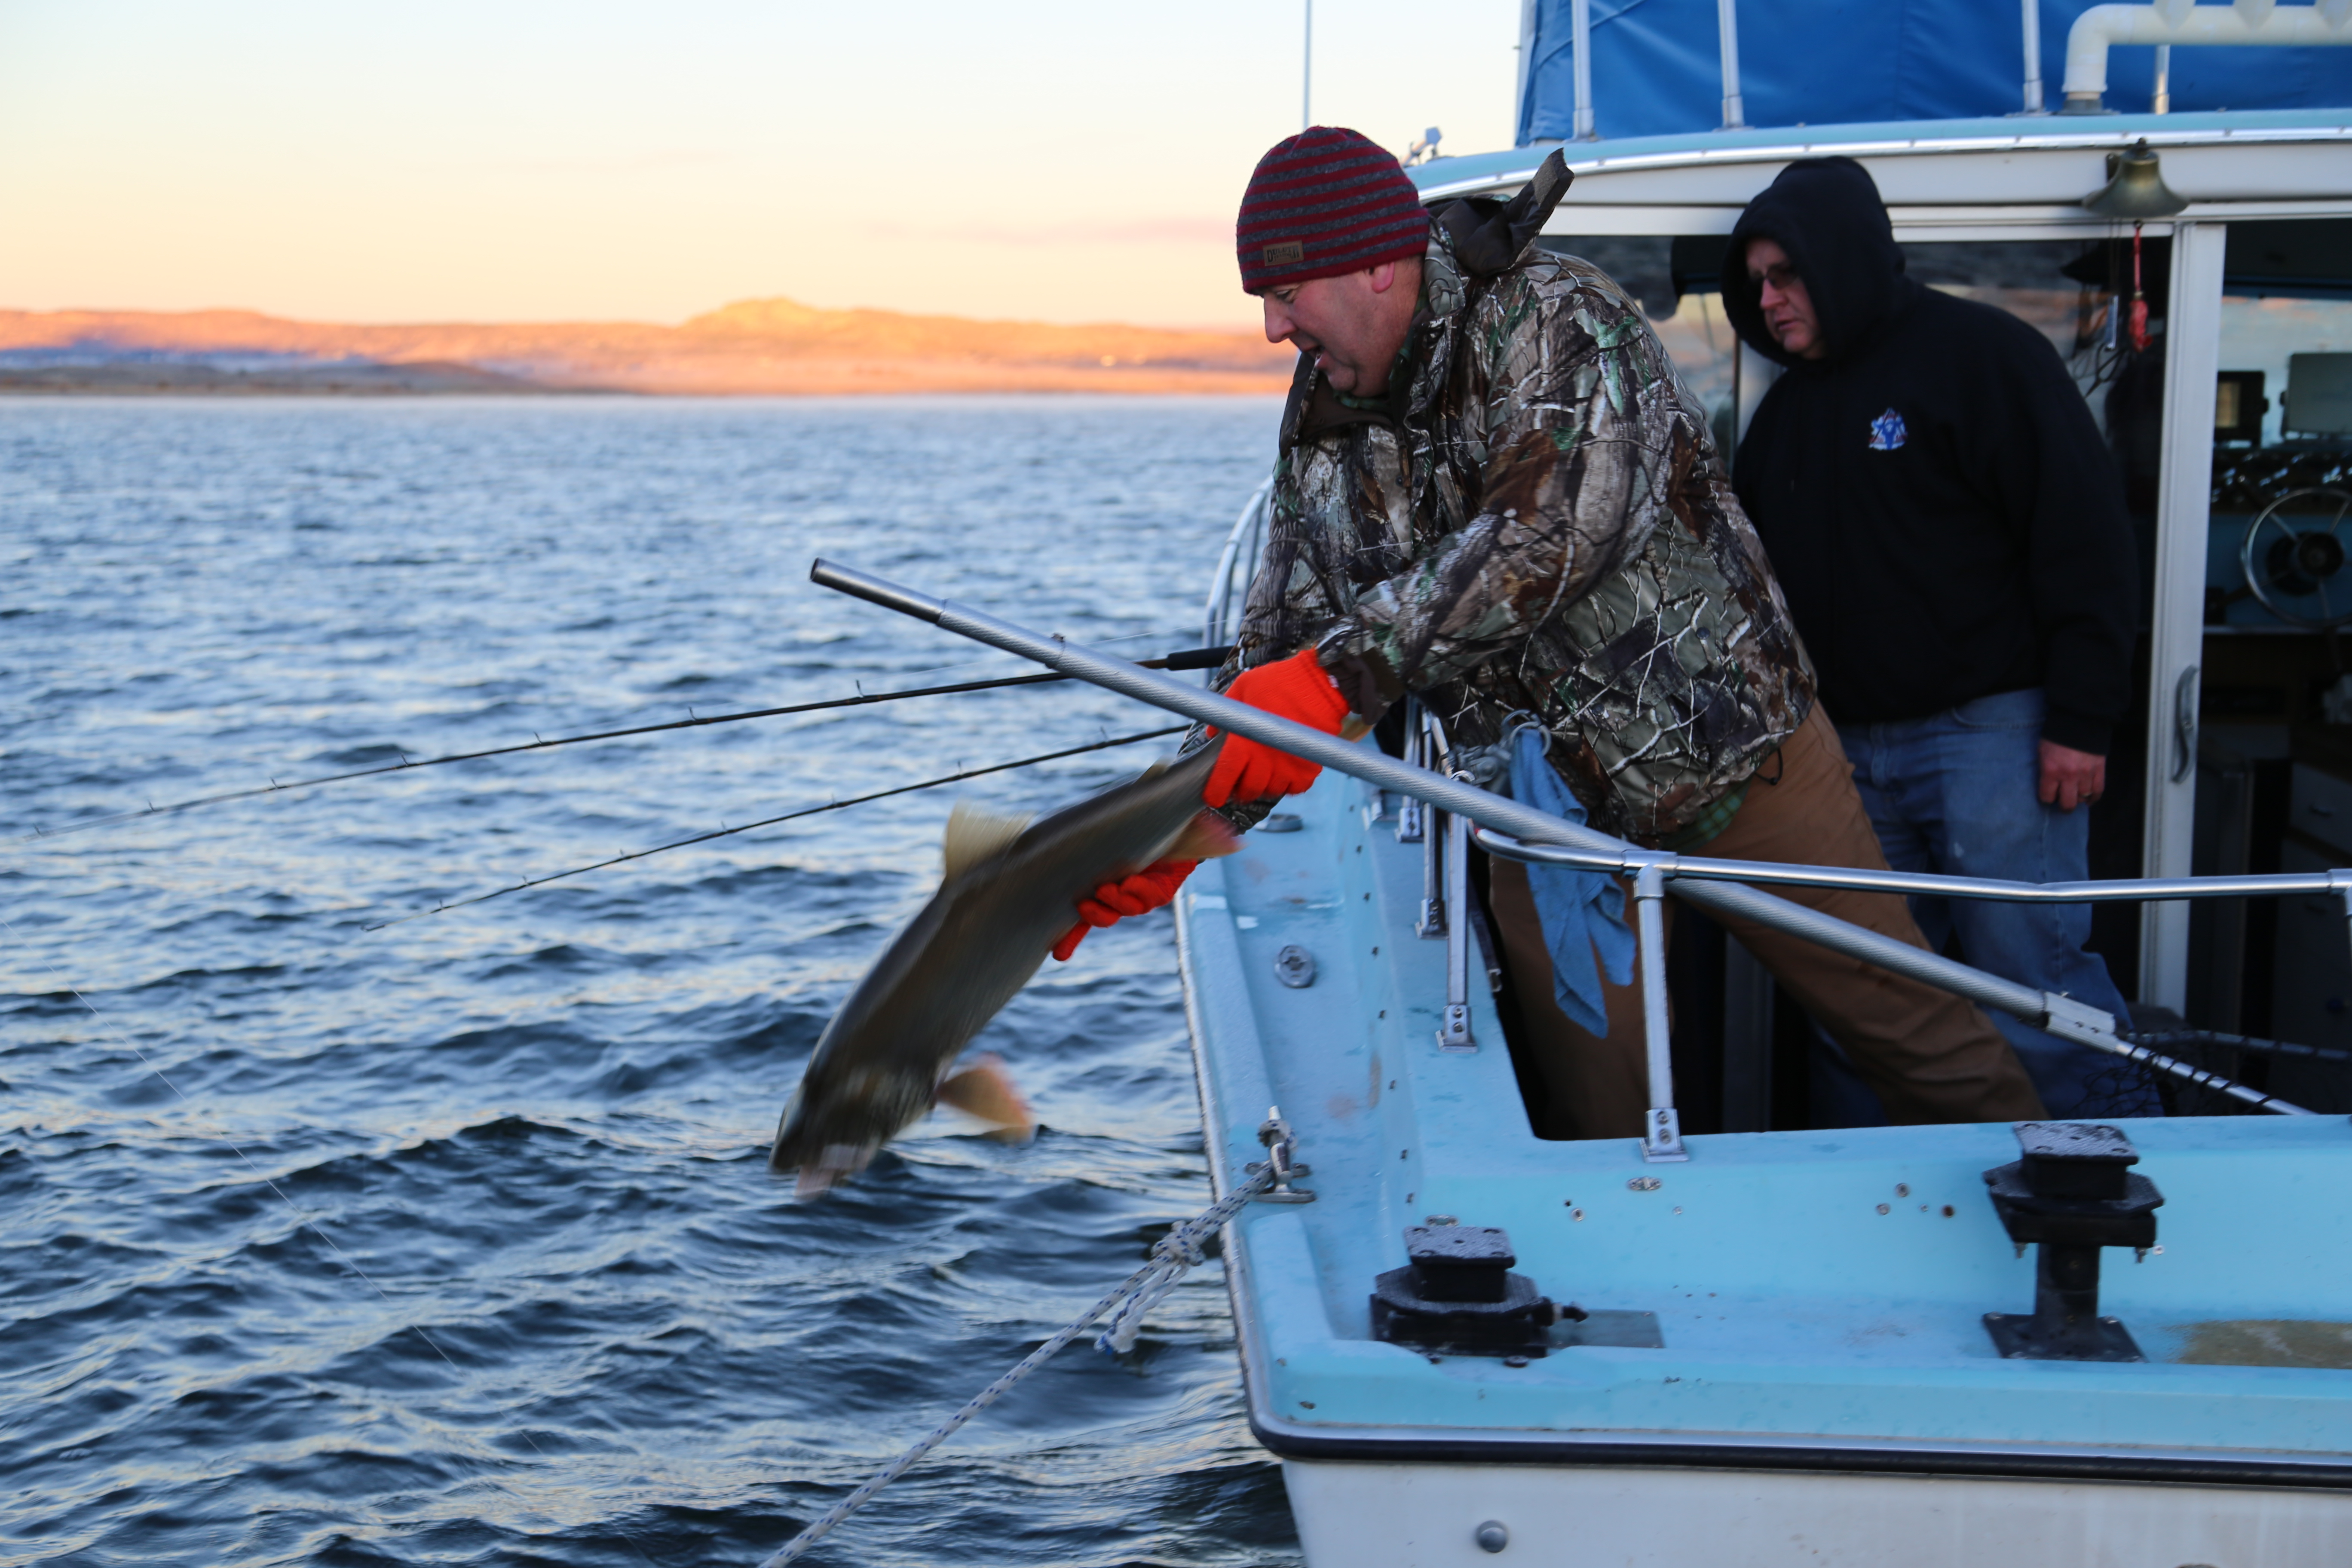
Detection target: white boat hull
<box><xmin>1284</xmin><ymin>1458</ymin><xmax>2352</xmax><ymax>1568</ymax></box>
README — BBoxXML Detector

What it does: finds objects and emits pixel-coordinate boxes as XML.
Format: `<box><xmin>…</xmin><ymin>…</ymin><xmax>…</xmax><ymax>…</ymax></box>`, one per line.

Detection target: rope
<box><xmin>2123</xmin><ymin>1027</ymin><xmax>2352</xmax><ymax>1066</ymax></box>
<box><xmin>754</xmin><ymin>1167</ymin><xmax>1272</xmax><ymax>1568</ymax></box>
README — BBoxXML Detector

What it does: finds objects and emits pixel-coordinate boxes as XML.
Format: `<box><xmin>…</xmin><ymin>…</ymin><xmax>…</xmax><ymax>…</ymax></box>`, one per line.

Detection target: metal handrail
<box><xmin>808</xmin><ymin>561</ymin><xmax>2328</xmax><ymax>1134</ymax></box>
<box><xmin>1470</xmin><ymin>828</ymin><xmax>2352</xmax><ymax>907</ymax></box>
<box><xmin>1200</xmin><ymin>475</ymin><xmax>1274</xmax><ymax>658</ymax></box>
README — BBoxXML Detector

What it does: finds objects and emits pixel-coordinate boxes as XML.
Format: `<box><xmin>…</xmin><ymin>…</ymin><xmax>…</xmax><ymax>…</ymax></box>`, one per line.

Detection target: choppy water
<box><xmin>1</xmin><ymin>395</ymin><xmax>1298</xmax><ymax>1567</ymax></box>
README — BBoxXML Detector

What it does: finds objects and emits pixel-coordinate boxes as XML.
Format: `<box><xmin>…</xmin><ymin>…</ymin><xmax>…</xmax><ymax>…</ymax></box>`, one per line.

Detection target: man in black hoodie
<box><xmin>1722</xmin><ymin>157</ymin><xmax>2156</xmax><ymax>1119</ymax></box>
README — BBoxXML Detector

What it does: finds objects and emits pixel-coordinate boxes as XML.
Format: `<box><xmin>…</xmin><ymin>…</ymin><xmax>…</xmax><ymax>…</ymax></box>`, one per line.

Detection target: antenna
<box><xmin>1302</xmin><ymin>0</ymin><xmax>1313</xmax><ymax>129</ymax></box>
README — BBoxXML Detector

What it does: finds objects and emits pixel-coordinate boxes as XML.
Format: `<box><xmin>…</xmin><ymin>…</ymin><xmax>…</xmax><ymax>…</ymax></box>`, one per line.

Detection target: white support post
<box><xmin>1572</xmin><ymin>0</ymin><xmax>1596</xmax><ymax>140</ymax></box>
<box><xmin>1717</xmin><ymin>0</ymin><xmax>1746</xmax><ymax>128</ymax></box>
<box><xmin>2138</xmin><ymin>220</ymin><xmax>2227</xmax><ymax>1013</ymax></box>
<box><xmin>1635</xmin><ymin>864</ymin><xmax>1687</xmax><ymax>1161</ymax></box>
<box><xmin>1438</xmin><ymin>804</ymin><xmax>1476</xmax><ymax>1050</ymax></box>
<box><xmin>1515</xmin><ymin>0</ymin><xmax>1541</xmax><ymax>142</ymax></box>
<box><xmin>2022</xmin><ymin>0</ymin><xmax>2047</xmax><ymax>112</ymax></box>
<box><xmin>1734</xmin><ymin>340</ymin><xmax>1781</xmax><ymax>447</ymax></box>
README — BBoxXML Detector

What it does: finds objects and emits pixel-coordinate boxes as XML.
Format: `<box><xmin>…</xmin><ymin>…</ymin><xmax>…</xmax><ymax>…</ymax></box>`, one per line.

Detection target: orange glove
<box><xmin>1052</xmin><ymin>859</ymin><xmax>1199</xmax><ymax>962</ymax></box>
<box><xmin>1202</xmin><ymin>648</ymin><xmax>1351</xmax><ymax>809</ymax></box>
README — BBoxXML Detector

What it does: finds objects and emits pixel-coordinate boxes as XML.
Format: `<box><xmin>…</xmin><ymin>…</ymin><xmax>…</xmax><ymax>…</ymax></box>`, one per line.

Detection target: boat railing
<box><xmin>1471</xmin><ymin>825</ymin><xmax>2349</xmax><ymax>1142</ymax></box>
<box><xmin>1200</xmin><ymin>476</ymin><xmax>1273</xmax><ymax>664</ymax></box>
<box><xmin>807</xmin><ymin>559</ymin><xmax>2351</xmax><ymax>1161</ymax></box>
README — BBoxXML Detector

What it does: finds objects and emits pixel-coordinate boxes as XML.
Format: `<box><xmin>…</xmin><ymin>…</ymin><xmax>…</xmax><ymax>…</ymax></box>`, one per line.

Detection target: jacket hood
<box><xmin>1432</xmin><ymin>148</ymin><xmax>1574</xmax><ymax>279</ymax></box>
<box><xmin>1722</xmin><ymin>157</ymin><xmax>1914</xmax><ymax>367</ymax></box>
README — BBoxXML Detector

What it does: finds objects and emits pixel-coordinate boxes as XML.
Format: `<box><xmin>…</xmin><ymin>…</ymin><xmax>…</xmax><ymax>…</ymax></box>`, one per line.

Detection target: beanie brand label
<box><xmin>1262</xmin><ymin>242</ymin><xmax>1304</xmax><ymax>265</ymax></box>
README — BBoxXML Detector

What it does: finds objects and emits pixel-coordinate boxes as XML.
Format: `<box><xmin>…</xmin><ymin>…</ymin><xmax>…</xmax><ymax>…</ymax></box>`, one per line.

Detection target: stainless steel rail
<box><xmin>1471</xmin><ymin>828</ymin><xmax>2352</xmax><ymax>908</ymax></box>
<box><xmin>808</xmin><ymin>560</ymin><xmax>2321</xmax><ymax>1129</ymax></box>
<box><xmin>1200</xmin><ymin>477</ymin><xmax>1272</xmax><ymax>659</ymax></box>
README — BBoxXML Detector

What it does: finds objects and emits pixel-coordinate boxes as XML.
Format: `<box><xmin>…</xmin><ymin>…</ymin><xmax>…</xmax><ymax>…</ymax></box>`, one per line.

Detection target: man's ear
<box><xmin>1367</xmin><ymin>261</ymin><xmax>1398</xmax><ymax>295</ymax></box>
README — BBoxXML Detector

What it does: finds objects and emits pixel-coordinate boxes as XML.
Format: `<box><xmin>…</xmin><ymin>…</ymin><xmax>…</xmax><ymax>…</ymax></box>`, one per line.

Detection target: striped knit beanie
<box><xmin>1236</xmin><ymin>126</ymin><xmax>1430</xmax><ymax>294</ymax></box>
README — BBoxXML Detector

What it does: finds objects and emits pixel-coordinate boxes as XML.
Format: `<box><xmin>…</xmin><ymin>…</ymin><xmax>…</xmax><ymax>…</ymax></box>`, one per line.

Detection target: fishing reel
<box><xmin>2240</xmin><ymin>487</ymin><xmax>2352</xmax><ymax>629</ymax></box>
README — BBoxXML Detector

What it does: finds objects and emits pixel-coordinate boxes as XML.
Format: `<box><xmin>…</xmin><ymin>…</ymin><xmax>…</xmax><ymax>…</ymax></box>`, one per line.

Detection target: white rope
<box><xmin>754</xmin><ymin>1168</ymin><xmax>1272</xmax><ymax>1568</ymax></box>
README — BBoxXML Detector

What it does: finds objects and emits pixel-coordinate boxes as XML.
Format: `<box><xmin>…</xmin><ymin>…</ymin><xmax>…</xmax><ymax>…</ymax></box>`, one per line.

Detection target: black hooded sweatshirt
<box><xmin>1723</xmin><ymin>158</ymin><xmax>2137</xmax><ymax>755</ymax></box>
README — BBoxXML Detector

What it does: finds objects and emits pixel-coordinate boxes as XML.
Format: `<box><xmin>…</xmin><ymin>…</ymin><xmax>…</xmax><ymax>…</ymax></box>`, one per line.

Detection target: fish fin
<box><xmin>936</xmin><ymin>1054</ymin><xmax>1036</xmax><ymax>1143</ymax></box>
<box><xmin>943</xmin><ymin>801</ymin><xmax>1033</xmax><ymax>881</ymax></box>
<box><xmin>792</xmin><ymin>1142</ymin><xmax>874</xmax><ymax>1200</ymax></box>
<box><xmin>1167</xmin><ymin>810</ymin><xmax>1243</xmax><ymax>863</ymax></box>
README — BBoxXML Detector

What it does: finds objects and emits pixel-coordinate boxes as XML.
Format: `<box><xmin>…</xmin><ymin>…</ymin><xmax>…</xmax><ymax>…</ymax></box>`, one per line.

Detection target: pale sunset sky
<box><xmin>0</xmin><ymin>0</ymin><xmax>1521</xmax><ymax>331</ymax></box>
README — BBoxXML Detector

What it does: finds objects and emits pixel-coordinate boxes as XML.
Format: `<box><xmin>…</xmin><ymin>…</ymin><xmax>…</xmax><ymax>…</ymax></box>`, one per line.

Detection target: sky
<box><xmin>0</xmin><ymin>0</ymin><xmax>1521</xmax><ymax>330</ymax></box>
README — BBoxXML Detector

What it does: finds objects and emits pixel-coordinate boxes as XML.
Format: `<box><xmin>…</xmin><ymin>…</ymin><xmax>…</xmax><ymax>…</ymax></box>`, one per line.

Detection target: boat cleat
<box><xmin>1981</xmin><ymin>1121</ymin><xmax>2165</xmax><ymax>1363</ymax></box>
<box><xmin>1369</xmin><ymin>1223</ymin><xmax>1560</xmax><ymax>1359</ymax></box>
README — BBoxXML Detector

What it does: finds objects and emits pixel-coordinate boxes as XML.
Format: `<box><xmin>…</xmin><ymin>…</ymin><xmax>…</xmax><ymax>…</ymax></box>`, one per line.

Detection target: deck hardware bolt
<box><xmin>1628</xmin><ymin>1177</ymin><xmax>1661</xmax><ymax>1192</ymax></box>
<box><xmin>1427</xmin><ymin>1214</ymin><xmax>1459</xmax><ymax>1225</ymax></box>
<box><xmin>1475</xmin><ymin>1520</ymin><xmax>1510</xmax><ymax>1553</ymax></box>
<box><xmin>1273</xmin><ymin>945</ymin><xmax>1316</xmax><ymax>988</ymax></box>
<box><xmin>1896</xmin><ymin>1183</ymin><xmax>1910</xmax><ymax>1197</ymax></box>
<box><xmin>1943</xmin><ymin>1205</ymin><xmax>1956</xmax><ymax>1217</ymax></box>
<box><xmin>1502</xmin><ymin>1355</ymin><xmax>1529</xmax><ymax>1368</ymax></box>
<box><xmin>1877</xmin><ymin>1204</ymin><xmax>1890</xmax><ymax>1215</ymax></box>
<box><xmin>1572</xmin><ymin>1208</ymin><xmax>1585</xmax><ymax>1220</ymax></box>
<box><xmin>1672</xmin><ymin>1206</ymin><xmax>1682</xmax><ymax>1215</ymax></box>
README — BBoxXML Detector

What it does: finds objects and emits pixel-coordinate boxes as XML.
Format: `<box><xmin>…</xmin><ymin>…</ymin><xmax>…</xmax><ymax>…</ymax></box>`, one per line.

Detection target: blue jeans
<box><xmin>1833</xmin><ymin>689</ymin><xmax>2161</xmax><ymax>1119</ymax></box>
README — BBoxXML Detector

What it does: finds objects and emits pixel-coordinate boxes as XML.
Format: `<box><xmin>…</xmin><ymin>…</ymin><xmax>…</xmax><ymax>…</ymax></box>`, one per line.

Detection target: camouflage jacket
<box><xmin>1227</xmin><ymin>178</ymin><xmax>1815</xmax><ymax>844</ymax></box>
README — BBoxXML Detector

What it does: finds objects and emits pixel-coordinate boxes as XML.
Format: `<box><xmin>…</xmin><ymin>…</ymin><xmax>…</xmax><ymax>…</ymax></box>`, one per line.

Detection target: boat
<box><xmin>1169</xmin><ymin>4</ymin><xmax>2352</xmax><ymax>1562</ymax></box>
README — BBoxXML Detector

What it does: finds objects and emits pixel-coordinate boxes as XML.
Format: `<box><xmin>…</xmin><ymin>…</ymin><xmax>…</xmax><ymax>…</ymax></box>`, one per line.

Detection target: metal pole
<box><xmin>1635</xmin><ymin>864</ymin><xmax>1686</xmax><ymax>1161</ymax></box>
<box><xmin>1717</xmin><ymin>0</ymin><xmax>1746</xmax><ymax>129</ymax></box>
<box><xmin>805</xmin><ymin>562</ymin><xmax>2104</xmax><ymax>1063</ymax></box>
<box><xmin>1440</xmin><ymin>802</ymin><xmax>1476</xmax><ymax>1050</ymax></box>
<box><xmin>1303</xmin><ymin>0</ymin><xmax>1313</xmax><ymax>129</ymax></box>
<box><xmin>2022</xmin><ymin>0</ymin><xmax>2045</xmax><ymax>113</ymax></box>
<box><xmin>1571</xmin><ymin>0</ymin><xmax>1595</xmax><ymax>140</ymax></box>
<box><xmin>2152</xmin><ymin>42</ymin><xmax>2172</xmax><ymax>114</ymax></box>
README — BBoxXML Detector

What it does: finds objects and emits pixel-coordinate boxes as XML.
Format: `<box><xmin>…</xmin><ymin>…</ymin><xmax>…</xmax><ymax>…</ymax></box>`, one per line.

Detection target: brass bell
<box><xmin>2083</xmin><ymin>139</ymin><xmax>2187</xmax><ymax>220</ymax></box>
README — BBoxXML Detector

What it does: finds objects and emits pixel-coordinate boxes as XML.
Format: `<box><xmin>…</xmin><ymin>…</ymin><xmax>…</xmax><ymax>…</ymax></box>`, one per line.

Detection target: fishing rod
<box><xmin>361</xmin><ymin>723</ymin><xmax>1189</xmax><ymax>931</ymax></box>
<box><xmin>18</xmin><ymin>645</ymin><xmax>1231</xmax><ymax>845</ymax></box>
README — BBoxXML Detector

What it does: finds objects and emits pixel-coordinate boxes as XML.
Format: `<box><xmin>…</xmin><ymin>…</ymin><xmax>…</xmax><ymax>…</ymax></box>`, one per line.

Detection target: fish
<box><xmin>770</xmin><ymin>739</ymin><xmax>1237</xmax><ymax>1196</ymax></box>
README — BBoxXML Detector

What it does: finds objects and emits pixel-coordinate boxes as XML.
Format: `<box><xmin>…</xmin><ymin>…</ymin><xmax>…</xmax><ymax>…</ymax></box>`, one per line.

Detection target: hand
<box><xmin>2037</xmin><ymin>739</ymin><xmax>2107</xmax><ymax>812</ymax></box>
<box><xmin>1202</xmin><ymin>648</ymin><xmax>1354</xmax><ymax>808</ymax></box>
<box><xmin>1051</xmin><ymin>859</ymin><xmax>1199</xmax><ymax>962</ymax></box>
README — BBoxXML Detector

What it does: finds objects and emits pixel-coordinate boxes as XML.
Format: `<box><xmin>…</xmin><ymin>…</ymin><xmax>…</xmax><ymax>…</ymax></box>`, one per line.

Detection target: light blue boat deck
<box><xmin>1177</xmin><ymin>743</ymin><xmax>2352</xmax><ymax>1480</ymax></box>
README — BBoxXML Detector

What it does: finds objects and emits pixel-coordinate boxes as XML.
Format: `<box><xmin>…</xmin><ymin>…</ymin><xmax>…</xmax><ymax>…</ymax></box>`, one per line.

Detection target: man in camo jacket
<box><xmin>1072</xmin><ymin>128</ymin><xmax>2043</xmax><ymax>1138</ymax></box>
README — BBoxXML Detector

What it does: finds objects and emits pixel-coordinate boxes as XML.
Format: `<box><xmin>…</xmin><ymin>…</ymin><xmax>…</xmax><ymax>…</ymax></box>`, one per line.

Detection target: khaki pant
<box><xmin>1487</xmin><ymin>704</ymin><xmax>2046</xmax><ymax>1139</ymax></box>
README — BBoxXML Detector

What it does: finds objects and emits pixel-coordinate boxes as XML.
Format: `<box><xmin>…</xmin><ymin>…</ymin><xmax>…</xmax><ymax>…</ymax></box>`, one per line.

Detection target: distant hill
<box><xmin>0</xmin><ymin>299</ymin><xmax>1295</xmax><ymax>395</ymax></box>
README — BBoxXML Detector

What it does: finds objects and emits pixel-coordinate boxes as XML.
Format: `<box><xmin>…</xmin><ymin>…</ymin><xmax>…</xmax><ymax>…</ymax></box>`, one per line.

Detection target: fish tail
<box><xmin>937</xmin><ymin>1054</ymin><xmax>1035</xmax><ymax>1142</ymax></box>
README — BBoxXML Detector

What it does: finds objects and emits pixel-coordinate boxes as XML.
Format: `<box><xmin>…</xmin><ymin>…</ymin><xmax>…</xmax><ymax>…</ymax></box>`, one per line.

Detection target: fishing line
<box><xmin>19</xmin><ymin>647</ymin><xmax>1228</xmax><ymax>846</ymax></box>
<box><xmin>0</xmin><ymin>913</ymin><xmax>681</xmax><ymax>1568</ymax></box>
<box><xmin>362</xmin><ymin>724</ymin><xmax>1189</xmax><ymax>931</ymax></box>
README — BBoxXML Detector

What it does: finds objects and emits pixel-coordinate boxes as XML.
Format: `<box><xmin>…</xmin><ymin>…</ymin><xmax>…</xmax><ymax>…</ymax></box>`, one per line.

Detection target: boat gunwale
<box><xmin>1243</xmin><ymin>1403</ymin><xmax>2352</xmax><ymax>1489</ymax></box>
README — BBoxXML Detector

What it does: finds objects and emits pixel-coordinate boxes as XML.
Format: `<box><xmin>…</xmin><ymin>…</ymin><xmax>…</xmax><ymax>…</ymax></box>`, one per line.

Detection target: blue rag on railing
<box><xmin>1508</xmin><ymin>725</ymin><xmax>1636</xmax><ymax>1036</ymax></box>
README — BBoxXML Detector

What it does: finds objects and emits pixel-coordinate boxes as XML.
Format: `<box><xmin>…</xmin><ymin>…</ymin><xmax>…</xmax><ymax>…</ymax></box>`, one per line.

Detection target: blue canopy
<box><xmin>1517</xmin><ymin>0</ymin><xmax>2352</xmax><ymax>143</ymax></box>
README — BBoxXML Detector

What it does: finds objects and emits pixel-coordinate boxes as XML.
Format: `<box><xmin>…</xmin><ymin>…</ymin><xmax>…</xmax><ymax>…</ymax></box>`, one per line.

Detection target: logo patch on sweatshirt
<box><xmin>1867</xmin><ymin>408</ymin><xmax>1908</xmax><ymax>451</ymax></box>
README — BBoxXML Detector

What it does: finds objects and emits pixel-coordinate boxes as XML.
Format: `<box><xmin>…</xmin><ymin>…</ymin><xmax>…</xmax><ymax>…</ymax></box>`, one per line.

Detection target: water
<box><xmin>0</xmin><ymin>395</ymin><xmax>1301</xmax><ymax>1567</ymax></box>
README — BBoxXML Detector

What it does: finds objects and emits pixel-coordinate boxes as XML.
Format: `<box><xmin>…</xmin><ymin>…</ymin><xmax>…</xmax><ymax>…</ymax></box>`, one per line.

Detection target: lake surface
<box><xmin>1</xmin><ymin>394</ymin><xmax>1298</xmax><ymax>1566</ymax></box>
